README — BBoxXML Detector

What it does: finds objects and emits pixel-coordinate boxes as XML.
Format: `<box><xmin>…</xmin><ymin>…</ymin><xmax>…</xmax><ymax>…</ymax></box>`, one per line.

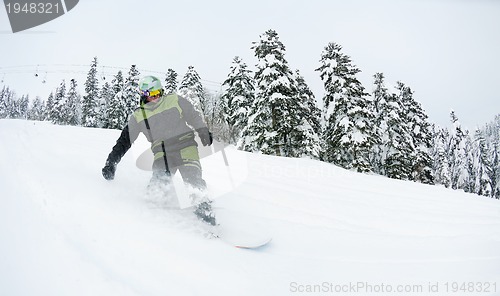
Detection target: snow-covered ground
<box><xmin>1</xmin><ymin>119</ymin><xmax>499</xmax><ymax>296</ymax></box>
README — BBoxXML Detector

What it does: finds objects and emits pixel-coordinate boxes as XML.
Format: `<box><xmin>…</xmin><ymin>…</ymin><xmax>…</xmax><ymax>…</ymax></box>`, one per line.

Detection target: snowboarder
<box><xmin>101</xmin><ymin>75</ymin><xmax>216</xmax><ymax>225</ymax></box>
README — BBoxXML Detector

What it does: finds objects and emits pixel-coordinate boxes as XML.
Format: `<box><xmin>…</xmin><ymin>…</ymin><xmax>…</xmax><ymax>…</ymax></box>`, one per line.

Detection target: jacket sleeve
<box><xmin>105</xmin><ymin>116</ymin><xmax>140</xmax><ymax>166</ymax></box>
<box><xmin>177</xmin><ymin>94</ymin><xmax>207</xmax><ymax>131</ymax></box>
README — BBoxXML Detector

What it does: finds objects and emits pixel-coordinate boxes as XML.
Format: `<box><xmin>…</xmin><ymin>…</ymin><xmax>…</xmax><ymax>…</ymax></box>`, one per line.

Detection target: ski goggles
<box><xmin>140</xmin><ymin>89</ymin><xmax>161</xmax><ymax>97</ymax></box>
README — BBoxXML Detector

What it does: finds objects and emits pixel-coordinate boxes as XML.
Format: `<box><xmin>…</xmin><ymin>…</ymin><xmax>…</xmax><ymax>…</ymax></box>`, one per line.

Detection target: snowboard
<box><xmin>143</xmin><ymin>178</ymin><xmax>272</xmax><ymax>249</ymax></box>
<box><xmin>212</xmin><ymin>208</ymin><xmax>272</xmax><ymax>249</ymax></box>
<box><xmin>150</xmin><ymin>202</ymin><xmax>272</xmax><ymax>249</ymax></box>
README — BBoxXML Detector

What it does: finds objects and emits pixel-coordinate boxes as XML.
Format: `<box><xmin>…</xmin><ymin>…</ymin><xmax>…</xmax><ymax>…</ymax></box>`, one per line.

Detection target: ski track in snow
<box><xmin>1</xmin><ymin>119</ymin><xmax>500</xmax><ymax>296</ymax></box>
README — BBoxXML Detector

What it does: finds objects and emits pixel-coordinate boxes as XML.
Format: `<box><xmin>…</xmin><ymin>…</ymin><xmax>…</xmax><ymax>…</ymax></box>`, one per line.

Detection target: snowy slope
<box><xmin>1</xmin><ymin>119</ymin><xmax>499</xmax><ymax>296</ymax></box>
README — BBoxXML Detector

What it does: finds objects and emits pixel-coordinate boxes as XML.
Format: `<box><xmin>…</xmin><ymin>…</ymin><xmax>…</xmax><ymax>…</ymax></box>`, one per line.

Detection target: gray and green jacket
<box><xmin>105</xmin><ymin>93</ymin><xmax>209</xmax><ymax>172</ymax></box>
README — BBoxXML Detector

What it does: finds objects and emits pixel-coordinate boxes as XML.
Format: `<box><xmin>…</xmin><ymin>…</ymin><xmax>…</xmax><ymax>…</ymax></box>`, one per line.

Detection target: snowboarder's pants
<box><xmin>151</xmin><ymin>145</ymin><xmax>207</xmax><ymax>190</ymax></box>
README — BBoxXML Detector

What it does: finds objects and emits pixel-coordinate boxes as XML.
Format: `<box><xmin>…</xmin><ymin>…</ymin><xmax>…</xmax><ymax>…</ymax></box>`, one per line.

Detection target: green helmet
<box><xmin>139</xmin><ymin>75</ymin><xmax>163</xmax><ymax>103</ymax></box>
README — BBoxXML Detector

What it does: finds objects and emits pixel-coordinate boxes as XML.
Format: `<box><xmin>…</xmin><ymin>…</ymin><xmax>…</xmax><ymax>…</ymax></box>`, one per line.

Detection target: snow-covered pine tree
<box><xmin>397</xmin><ymin>81</ymin><xmax>434</xmax><ymax>184</ymax></box>
<box><xmin>1</xmin><ymin>88</ymin><xmax>19</xmax><ymax>119</ymax></box>
<box><xmin>492</xmin><ymin>139</ymin><xmax>500</xmax><ymax>199</ymax></box>
<box><xmin>463</xmin><ymin>133</ymin><xmax>476</xmax><ymax>193</ymax></box>
<box><xmin>0</xmin><ymin>86</ymin><xmax>8</xmax><ymax>118</ymax></box>
<box><xmin>492</xmin><ymin>143</ymin><xmax>500</xmax><ymax>199</ymax></box>
<box><xmin>123</xmin><ymin>65</ymin><xmax>140</xmax><ymax>117</ymax></box>
<box><xmin>5</xmin><ymin>90</ymin><xmax>18</xmax><ymax>119</ymax></box>
<box><xmin>370</xmin><ymin>74</ymin><xmax>425</xmax><ymax>178</ymax></box>
<box><xmin>241</xmin><ymin>29</ymin><xmax>320</xmax><ymax>158</ymax></box>
<box><xmin>473</xmin><ymin>129</ymin><xmax>493</xmax><ymax>197</ymax></box>
<box><xmin>295</xmin><ymin>69</ymin><xmax>322</xmax><ymax>137</ymax></box>
<box><xmin>447</xmin><ymin>110</ymin><xmax>470</xmax><ymax>190</ymax></box>
<box><xmin>6</xmin><ymin>95</ymin><xmax>17</xmax><ymax>118</ymax></box>
<box><xmin>81</xmin><ymin>57</ymin><xmax>100</xmax><ymax>127</ymax></box>
<box><xmin>164</xmin><ymin>68</ymin><xmax>178</xmax><ymax>94</ymax></box>
<box><xmin>316</xmin><ymin>42</ymin><xmax>377</xmax><ymax>171</ymax></box>
<box><xmin>292</xmin><ymin>69</ymin><xmax>322</xmax><ymax>159</ymax></box>
<box><xmin>221</xmin><ymin>56</ymin><xmax>255</xmax><ymax>144</ymax></box>
<box><xmin>381</xmin><ymin>94</ymin><xmax>415</xmax><ymax>180</ymax></box>
<box><xmin>98</xmin><ymin>81</ymin><xmax>113</xmax><ymax>128</ymax></box>
<box><xmin>491</xmin><ymin>115</ymin><xmax>500</xmax><ymax>199</ymax></box>
<box><xmin>4</xmin><ymin>93</ymin><xmax>28</xmax><ymax>120</ymax></box>
<box><xmin>106</xmin><ymin>71</ymin><xmax>127</xmax><ymax>129</ymax></box>
<box><xmin>51</xmin><ymin>80</ymin><xmax>67</xmax><ymax>125</ymax></box>
<box><xmin>18</xmin><ymin>95</ymin><xmax>29</xmax><ymax>119</ymax></box>
<box><xmin>488</xmin><ymin>115</ymin><xmax>499</xmax><ymax>199</ymax></box>
<box><xmin>432</xmin><ymin>126</ymin><xmax>452</xmax><ymax>187</ymax></box>
<box><xmin>45</xmin><ymin>92</ymin><xmax>54</xmax><ymax>122</ymax></box>
<box><xmin>372</xmin><ymin>73</ymin><xmax>388</xmax><ymax>115</ymax></box>
<box><xmin>28</xmin><ymin>96</ymin><xmax>45</xmax><ymax>121</ymax></box>
<box><xmin>66</xmin><ymin>79</ymin><xmax>81</xmax><ymax>126</ymax></box>
<box><xmin>179</xmin><ymin>65</ymin><xmax>205</xmax><ymax>115</ymax></box>
<box><xmin>370</xmin><ymin>72</ymin><xmax>390</xmax><ymax>174</ymax></box>
<box><xmin>476</xmin><ymin>116</ymin><xmax>500</xmax><ymax>198</ymax></box>
<box><xmin>4</xmin><ymin>94</ymin><xmax>14</xmax><ymax>118</ymax></box>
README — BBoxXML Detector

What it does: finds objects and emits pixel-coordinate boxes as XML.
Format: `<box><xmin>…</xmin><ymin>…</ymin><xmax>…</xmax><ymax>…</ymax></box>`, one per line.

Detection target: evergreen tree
<box><xmin>5</xmin><ymin>95</ymin><xmax>15</xmax><ymax>118</ymax></box>
<box><xmin>66</xmin><ymin>79</ymin><xmax>81</xmax><ymax>126</ymax></box>
<box><xmin>123</xmin><ymin>65</ymin><xmax>140</xmax><ymax>117</ymax></box>
<box><xmin>431</xmin><ymin>113</ymin><xmax>500</xmax><ymax>197</ymax></box>
<box><xmin>164</xmin><ymin>68</ymin><xmax>178</xmax><ymax>94</ymax></box>
<box><xmin>7</xmin><ymin>94</ymin><xmax>18</xmax><ymax>118</ymax></box>
<box><xmin>381</xmin><ymin>91</ymin><xmax>413</xmax><ymax>179</ymax></box>
<box><xmin>448</xmin><ymin>110</ymin><xmax>470</xmax><ymax>190</ymax></box>
<box><xmin>292</xmin><ymin>69</ymin><xmax>322</xmax><ymax>158</ymax></box>
<box><xmin>107</xmin><ymin>71</ymin><xmax>128</xmax><ymax>129</ymax></box>
<box><xmin>2</xmin><ymin>88</ymin><xmax>17</xmax><ymax>119</ymax></box>
<box><xmin>221</xmin><ymin>56</ymin><xmax>255</xmax><ymax>143</ymax></box>
<box><xmin>397</xmin><ymin>81</ymin><xmax>434</xmax><ymax>184</ymax></box>
<box><xmin>372</xmin><ymin>73</ymin><xmax>388</xmax><ymax>115</ymax></box>
<box><xmin>5</xmin><ymin>93</ymin><xmax>28</xmax><ymax>119</ymax></box>
<box><xmin>463</xmin><ymin>133</ymin><xmax>476</xmax><ymax>193</ymax></box>
<box><xmin>81</xmin><ymin>57</ymin><xmax>100</xmax><ymax>127</ymax></box>
<box><xmin>432</xmin><ymin>126</ymin><xmax>452</xmax><ymax>187</ymax></box>
<box><xmin>179</xmin><ymin>65</ymin><xmax>205</xmax><ymax>115</ymax></box>
<box><xmin>45</xmin><ymin>92</ymin><xmax>54</xmax><ymax>122</ymax></box>
<box><xmin>370</xmin><ymin>73</ymin><xmax>390</xmax><ymax>174</ymax></box>
<box><xmin>483</xmin><ymin>115</ymin><xmax>500</xmax><ymax>198</ymax></box>
<box><xmin>368</xmin><ymin>78</ymin><xmax>415</xmax><ymax>180</ymax></box>
<box><xmin>6</xmin><ymin>94</ymin><xmax>13</xmax><ymax>119</ymax></box>
<box><xmin>51</xmin><ymin>80</ymin><xmax>67</xmax><ymax>125</ymax></box>
<box><xmin>473</xmin><ymin>129</ymin><xmax>492</xmax><ymax>197</ymax></box>
<box><xmin>295</xmin><ymin>69</ymin><xmax>322</xmax><ymax>136</ymax></box>
<box><xmin>492</xmin><ymin>140</ymin><xmax>500</xmax><ymax>199</ymax></box>
<box><xmin>241</xmin><ymin>29</ymin><xmax>320</xmax><ymax>158</ymax></box>
<box><xmin>0</xmin><ymin>86</ymin><xmax>8</xmax><ymax>118</ymax></box>
<box><xmin>28</xmin><ymin>96</ymin><xmax>45</xmax><ymax>121</ymax></box>
<box><xmin>316</xmin><ymin>42</ymin><xmax>377</xmax><ymax>171</ymax></box>
<box><xmin>18</xmin><ymin>95</ymin><xmax>29</xmax><ymax>119</ymax></box>
<box><xmin>492</xmin><ymin>116</ymin><xmax>500</xmax><ymax>199</ymax></box>
<box><xmin>98</xmin><ymin>81</ymin><xmax>113</xmax><ymax>128</ymax></box>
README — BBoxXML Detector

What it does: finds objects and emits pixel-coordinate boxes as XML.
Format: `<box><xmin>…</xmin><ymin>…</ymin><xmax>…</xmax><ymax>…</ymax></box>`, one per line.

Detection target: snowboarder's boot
<box><xmin>194</xmin><ymin>201</ymin><xmax>217</xmax><ymax>226</ymax></box>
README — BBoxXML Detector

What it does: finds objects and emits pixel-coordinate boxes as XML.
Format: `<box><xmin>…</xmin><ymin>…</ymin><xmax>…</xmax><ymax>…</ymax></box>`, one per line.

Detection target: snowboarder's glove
<box><xmin>197</xmin><ymin>127</ymin><xmax>213</xmax><ymax>146</ymax></box>
<box><xmin>102</xmin><ymin>162</ymin><xmax>117</xmax><ymax>180</ymax></box>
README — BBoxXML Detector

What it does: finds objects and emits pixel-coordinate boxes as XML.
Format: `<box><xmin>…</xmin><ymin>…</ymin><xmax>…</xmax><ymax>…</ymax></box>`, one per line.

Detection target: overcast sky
<box><xmin>1</xmin><ymin>0</ymin><xmax>499</xmax><ymax>129</ymax></box>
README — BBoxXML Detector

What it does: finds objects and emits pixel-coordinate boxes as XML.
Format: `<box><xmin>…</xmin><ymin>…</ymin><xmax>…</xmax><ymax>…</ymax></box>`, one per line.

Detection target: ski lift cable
<box><xmin>0</xmin><ymin>63</ymin><xmax>224</xmax><ymax>87</ymax></box>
